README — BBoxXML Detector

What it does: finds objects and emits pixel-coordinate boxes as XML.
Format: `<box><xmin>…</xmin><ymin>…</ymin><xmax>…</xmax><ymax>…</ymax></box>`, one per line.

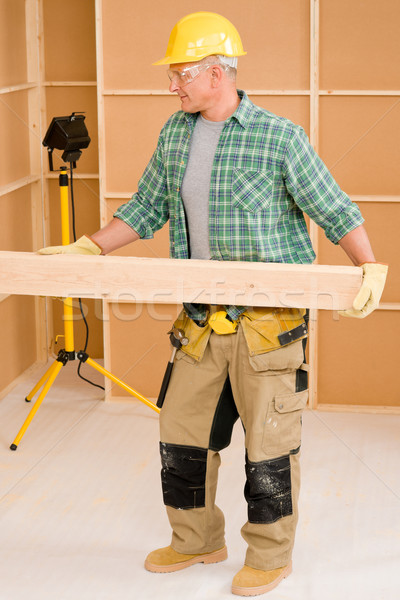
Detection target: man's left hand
<box><xmin>339</xmin><ymin>262</ymin><xmax>388</xmax><ymax>319</ymax></box>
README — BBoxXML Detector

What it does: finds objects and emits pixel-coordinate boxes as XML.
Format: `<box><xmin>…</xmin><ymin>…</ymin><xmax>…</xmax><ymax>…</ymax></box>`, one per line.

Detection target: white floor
<box><xmin>0</xmin><ymin>362</ymin><xmax>399</xmax><ymax>600</ymax></box>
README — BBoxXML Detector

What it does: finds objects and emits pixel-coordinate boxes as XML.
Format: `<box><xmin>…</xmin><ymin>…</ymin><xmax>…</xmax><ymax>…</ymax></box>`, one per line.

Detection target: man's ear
<box><xmin>210</xmin><ymin>65</ymin><xmax>224</xmax><ymax>87</ymax></box>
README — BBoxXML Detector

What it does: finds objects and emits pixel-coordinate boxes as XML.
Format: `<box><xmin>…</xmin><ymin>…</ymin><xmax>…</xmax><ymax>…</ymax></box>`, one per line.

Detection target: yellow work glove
<box><xmin>38</xmin><ymin>235</ymin><xmax>102</xmax><ymax>255</ymax></box>
<box><xmin>339</xmin><ymin>262</ymin><xmax>388</xmax><ymax>319</ymax></box>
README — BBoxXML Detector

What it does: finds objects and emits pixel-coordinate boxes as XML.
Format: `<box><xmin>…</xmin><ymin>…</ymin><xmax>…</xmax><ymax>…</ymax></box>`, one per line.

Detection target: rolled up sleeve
<box><xmin>283</xmin><ymin>126</ymin><xmax>364</xmax><ymax>244</ymax></box>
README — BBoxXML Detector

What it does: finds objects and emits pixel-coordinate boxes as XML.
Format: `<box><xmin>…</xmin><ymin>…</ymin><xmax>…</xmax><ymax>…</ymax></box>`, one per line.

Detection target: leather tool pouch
<box><xmin>240</xmin><ymin>307</ymin><xmax>307</xmax><ymax>356</ymax></box>
<box><xmin>172</xmin><ymin>309</ymin><xmax>212</xmax><ymax>361</ymax></box>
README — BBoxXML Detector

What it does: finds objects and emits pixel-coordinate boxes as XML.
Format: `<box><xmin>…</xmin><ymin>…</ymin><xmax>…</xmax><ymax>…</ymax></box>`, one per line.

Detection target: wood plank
<box><xmin>0</xmin><ymin>82</ymin><xmax>37</xmax><ymax>95</ymax></box>
<box><xmin>102</xmin><ymin>89</ymin><xmax>311</xmax><ymax>96</ymax></box>
<box><xmin>101</xmin><ymin>88</ymin><xmax>400</xmax><ymax>98</ymax></box>
<box><xmin>315</xmin><ymin>403</ymin><xmax>400</xmax><ymax>415</ymax></box>
<box><xmin>377</xmin><ymin>302</ymin><xmax>400</xmax><ymax>311</ymax></box>
<box><xmin>319</xmin><ymin>90</ymin><xmax>400</xmax><ymax>96</ymax></box>
<box><xmin>0</xmin><ymin>174</ymin><xmax>40</xmax><ymax>197</ymax></box>
<box><xmin>310</xmin><ymin>0</ymin><xmax>320</xmax><ymax>150</ymax></box>
<box><xmin>46</xmin><ymin>172</ymin><xmax>99</xmax><ymax>180</ymax></box>
<box><xmin>309</xmin><ymin>0</ymin><xmax>320</xmax><ymax>408</ymax></box>
<box><xmin>350</xmin><ymin>195</ymin><xmax>400</xmax><ymax>203</ymax></box>
<box><xmin>95</xmin><ymin>0</ymin><xmax>111</xmax><ymax>394</ymax></box>
<box><xmin>26</xmin><ymin>0</ymin><xmax>49</xmax><ymax>363</ymax></box>
<box><xmin>44</xmin><ymin>81</ymin><xmax>97</xmax><ymax>87</ymax></box>
<box><xmin>0</xmin><ymin>251</ymin><xmax>362</xmax><ymax>310</ymax></box>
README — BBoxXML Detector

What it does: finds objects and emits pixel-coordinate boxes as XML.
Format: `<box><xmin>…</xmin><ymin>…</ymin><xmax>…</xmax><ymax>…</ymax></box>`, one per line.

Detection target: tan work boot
<box><xmin>144</xmin><ymin>545</ymin><xmax>228</xmax><ymax>573</ymax></box>
<box><xmin>231</xmin><ymin>562</ymin><xmax>292</xmax><ymax>596</ymax></box>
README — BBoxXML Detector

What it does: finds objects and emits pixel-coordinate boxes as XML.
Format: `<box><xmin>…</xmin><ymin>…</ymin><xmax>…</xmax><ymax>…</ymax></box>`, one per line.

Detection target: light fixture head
<box><xmin>42</xmin><ymin>112</ymin><xmax>91</xmax><ymax>170</ymax></box>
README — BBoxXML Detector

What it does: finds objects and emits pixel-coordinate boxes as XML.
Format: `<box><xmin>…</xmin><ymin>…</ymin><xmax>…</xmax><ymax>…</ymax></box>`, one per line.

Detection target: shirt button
<box><xmin>181</xmin><ymin>161</ymin><xmax>184</xmax><ymax>166</ymax></box>
<box><xmin>176</xmin><ymin>187</ymin><xmax>180</xmax><ymax>192</ymax></box>
<box><xmin>278</xmin><ymin>403</ymin><xmax>284</xmax><ymax>410</ymax></box>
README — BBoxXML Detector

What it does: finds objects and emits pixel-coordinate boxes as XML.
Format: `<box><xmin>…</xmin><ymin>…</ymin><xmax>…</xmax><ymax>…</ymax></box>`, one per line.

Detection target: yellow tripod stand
<box><xmin>10</xmin><ymin>167</ymin><xmax>159</xmax><ymax>451</ymax></box>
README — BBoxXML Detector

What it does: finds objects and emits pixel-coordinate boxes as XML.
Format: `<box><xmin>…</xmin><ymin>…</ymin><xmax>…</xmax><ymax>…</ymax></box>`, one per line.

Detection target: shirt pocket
<box><xmin>232</xmin><ymin>168</ymin><xmax>273</xmax><ymax>213</ymax></box>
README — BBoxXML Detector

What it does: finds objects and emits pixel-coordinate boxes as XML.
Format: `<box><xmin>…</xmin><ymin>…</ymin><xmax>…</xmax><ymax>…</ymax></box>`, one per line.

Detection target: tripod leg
<box><xmin>25</xmin><ymin>360</ymin><xmax>60</xmax><ymax>402</ymax></box>
<box><xmin>10</xmin><ymin>360</ymin><xmax>64</xmax><ymax>450</ymax></box>
<box><xmin>83</xmin><ymin>356</ymin><xmax>160</xmax><ymax>414</ymax></box>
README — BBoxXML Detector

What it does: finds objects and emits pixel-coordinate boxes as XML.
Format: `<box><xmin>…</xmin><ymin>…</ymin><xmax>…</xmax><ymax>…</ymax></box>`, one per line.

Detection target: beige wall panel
<box><xmin>320</xmin><ymin>0</ymin><xmax>400</xmax><ymax>90</ymax></box>
<box><xmin>317</xmin><ymin>310</ymin><xmax>400</xmax><ymax>407</ymax></box>
<box><xmin>317</xmin><ymin>203</ymin><xmax>400</xmax><ymax>304</ymax></box>
<box><xmin>0</xmin><ymin>187</ymin><xmax>33</xmax><ymax>251</ymax></box>
<box><xmin>0</xmin><ymin>0</ymin><xmax>27</xmax><ymax>87</ymax></box>
<box><xmin>249</xmin><ymin>95</ymin><xmax>310</xmax><ymax>135</ymax></box>
<box><xmin>0</xmin><ymin>90</ymin><xmax>30</xmax><ymax>186</ymax></box>
<box><xmin>102</xmin><ymin>0</ymin><xmax>309</xmax><ymax>91</ymax></box>
<box><xmin>108</xmin><ymin>302</ymin><xmax>180</xmax><ymax>399</ymax></box>
<box><xmin>43</xmin><ymin>0</ymin><xmax>96</xmax><ymax>81</ymax></box>
<box><xmin>0</xmin><ymin>1</ymin><xmax>43</xmax><ymax>394</ymax></box>
<box><xmin>319</xmin><ymin>97</ymin><xmax>400</xmax><ymax>195</ymax></box>
<box><xmin>45</xmin><ymin>87</ymin><xmax>98</xmax><ymax>173</ymax></box>
<box><xmin>0</xmin><ymin>296</ymin><xmax>37</xmax><ymax>391</ymax></box>
<box><xmin>104</xmin><ymin>95</ymin><xmax>178</xmax><ymax>192</ymax></box>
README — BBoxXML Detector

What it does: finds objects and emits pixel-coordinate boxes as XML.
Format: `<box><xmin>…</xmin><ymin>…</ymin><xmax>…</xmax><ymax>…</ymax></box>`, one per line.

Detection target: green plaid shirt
<box><xmin>115</xmin><ymin>90</ymin><xmax>363</xmax><ymax>319</ymax></box>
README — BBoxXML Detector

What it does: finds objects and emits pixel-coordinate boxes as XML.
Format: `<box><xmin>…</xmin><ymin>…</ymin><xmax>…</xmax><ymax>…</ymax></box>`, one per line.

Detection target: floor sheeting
<box><xmin>1</xmin><ymin>362</ymin><xmax>399</xmax><ymax>600</ymax></box>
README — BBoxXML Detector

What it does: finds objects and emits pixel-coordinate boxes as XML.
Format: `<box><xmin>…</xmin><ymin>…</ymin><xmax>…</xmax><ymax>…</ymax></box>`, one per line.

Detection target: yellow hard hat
<box><xmin>153</xmin><ymin>11</ymin><xmax>246</xmax><ymax>66</ymax></box>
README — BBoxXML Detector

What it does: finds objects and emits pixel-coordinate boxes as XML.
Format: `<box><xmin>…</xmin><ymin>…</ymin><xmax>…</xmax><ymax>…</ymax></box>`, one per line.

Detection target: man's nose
<box><xmin>169</xmin><ymin>79</ymin><xmax>180</xmax><ymax>93</ymax></box>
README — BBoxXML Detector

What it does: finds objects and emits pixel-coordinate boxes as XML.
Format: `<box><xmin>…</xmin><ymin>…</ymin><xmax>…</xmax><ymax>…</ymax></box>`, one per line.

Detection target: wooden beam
<box><xmin>319</xmin><ymin>90</ymin><xmax>400</xmax><ymax>96</ymax></box>
<box><xmin>95</xmin><ymin>0</ymin><xmax>112</xmax><ymax>399</ymax></box>
<box><xmin>0</xmin><ymin>82</ymin><xmax>38</xmax><ymax>95</ymax></box>
<box><xmin>46</xmin><ymin>172</ymin><xmax>99</xmax><ymax>180</ymax></box>
<box><xmin>0</xmin><ymin>252</ymin><xmax>362</xmax><ymax>310</ymax></box>
<box><xmin>0</xmin><ymin>174</ymin><xmax>41</xmax><ymax>197</ymax></box>
<box><xmin>378</xmin><ymin>303</ymin><xmax>400</xmax><ymax>311</ymax></box>
<box><xmin>309</xmin><ymin>0</ymin><xmax>320</xmax><ymax>409</ymax></box>
<box><xmin>350</xmin><ymin>195</ymin><xmax>400</xmax><ymax>203</ymax></box>
<box><xmin>102</xmin><ymin>89</ymin><xmax>311</xmax><ymax>96</ymax></box>
<box><xmin>315</xmin><ymin>403</ymin><xmax>400</xmax><ymax>415</ymax></box>
<box><xmin>44</xmin><ymin>81</ymin><xmax>97</xmax><ymax>87</ymax></box>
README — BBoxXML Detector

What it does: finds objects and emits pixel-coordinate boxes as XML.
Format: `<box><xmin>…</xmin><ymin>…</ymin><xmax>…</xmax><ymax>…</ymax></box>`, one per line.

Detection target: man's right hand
<box><xmin>37</xmin><ymin>235</ymin><xmax>102</xmax><ymax>255</ymax></box>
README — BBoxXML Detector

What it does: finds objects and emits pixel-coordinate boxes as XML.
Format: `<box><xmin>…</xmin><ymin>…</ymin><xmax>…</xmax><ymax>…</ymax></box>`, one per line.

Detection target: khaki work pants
<box><xmin>159</xmin><ymin>324</ymin><xmax>308</xmax><ymax>571</ymax></box>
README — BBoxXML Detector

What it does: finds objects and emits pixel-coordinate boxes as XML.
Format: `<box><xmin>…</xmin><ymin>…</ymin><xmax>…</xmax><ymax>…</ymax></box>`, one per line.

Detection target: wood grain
<box><xmin>0</xmin><ymin>251</ymin><xmax>362</xmax><ymax>310</ymax></box>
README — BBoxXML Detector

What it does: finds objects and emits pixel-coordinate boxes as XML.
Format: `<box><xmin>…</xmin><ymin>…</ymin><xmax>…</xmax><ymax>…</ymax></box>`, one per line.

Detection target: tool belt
<box><xmin>240</xmin><ymin>307</ymin><xmax>307</xmax><ymax>356</ymax></box>
<box><xmin>171</xmin><ymin>310</ymin><xmax>211</xmax><ymax>361</ymax></box>
<box><xmin>173</xmin><ymin>306</ymin><xmax>307</xmax><ymax>361</ymax></box>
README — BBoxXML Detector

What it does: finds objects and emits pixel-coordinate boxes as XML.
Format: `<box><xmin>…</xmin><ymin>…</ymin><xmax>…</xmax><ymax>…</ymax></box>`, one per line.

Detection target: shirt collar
<box><xmin>183</xmin><ymin>89</ymin><xmax>255</xmax><ymax>130</ymax></box>
<box><xmin>229</xmin><ymin>90</ymin><xmax>255</xmax><ymax>129</ymax></box>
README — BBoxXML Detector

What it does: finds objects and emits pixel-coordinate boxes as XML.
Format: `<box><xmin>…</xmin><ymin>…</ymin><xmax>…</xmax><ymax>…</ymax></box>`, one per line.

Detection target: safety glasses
<box><xmin>167</xmin><ymin>64</ymin><xmax>212</xmax><ymax>87</ymax></box>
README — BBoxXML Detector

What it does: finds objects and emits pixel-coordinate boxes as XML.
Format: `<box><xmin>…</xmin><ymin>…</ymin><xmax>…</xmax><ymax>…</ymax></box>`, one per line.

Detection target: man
<box><xmin>40</xmin><ymin>12</ymin><xmax>388</xmax><ymax>596</ymax></box>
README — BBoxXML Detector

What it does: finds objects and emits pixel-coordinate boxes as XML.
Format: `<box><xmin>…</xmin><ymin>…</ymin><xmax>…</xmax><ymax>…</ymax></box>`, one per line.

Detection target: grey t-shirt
<box><xmin>181</xmin><ymin>114</ymin><xmax>225</xmax><ymax>259</ymax></box>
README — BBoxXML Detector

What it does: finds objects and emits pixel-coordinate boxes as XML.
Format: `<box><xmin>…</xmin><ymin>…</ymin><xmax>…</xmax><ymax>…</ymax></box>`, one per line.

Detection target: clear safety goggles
<box><xmin>167</xmin><ymin>64</ymin><xmax>213</xmax><ymax>87</ymax></box>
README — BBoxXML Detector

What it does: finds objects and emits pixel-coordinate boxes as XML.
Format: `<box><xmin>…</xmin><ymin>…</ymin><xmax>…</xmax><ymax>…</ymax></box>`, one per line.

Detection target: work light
<box><xmin>42</xmin><ymin>112</ymin><xmax>90</xmax><ymax>171</ymax></box>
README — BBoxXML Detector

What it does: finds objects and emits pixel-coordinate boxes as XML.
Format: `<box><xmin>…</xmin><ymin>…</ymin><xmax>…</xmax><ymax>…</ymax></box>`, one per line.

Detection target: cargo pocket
<box><xmin>262</xmin><ymin>389</ymin><xmax>308</xmax><ymax>457</ymax></box>
<box><xmin>246</xmin><ymin>339</ymin><xmax>304</xmax><ymax>374</ymax></box>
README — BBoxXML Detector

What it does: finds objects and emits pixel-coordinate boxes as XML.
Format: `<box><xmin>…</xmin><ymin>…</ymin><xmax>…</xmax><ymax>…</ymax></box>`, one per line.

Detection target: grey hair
<box><xmin>199</xmin><ymin>55</ymin><xmax>237</xmax><ymax>80</ymax></box>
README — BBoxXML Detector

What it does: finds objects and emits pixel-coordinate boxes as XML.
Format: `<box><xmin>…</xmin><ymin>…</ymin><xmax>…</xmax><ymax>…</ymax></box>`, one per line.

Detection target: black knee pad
<box><xmin>244</xmin><ymin>453</ymin><xmax>294</xmax><ymax>524</ymax></box>
<box><xmin>160</xmin><ymin>442</ymin><xmax>207</xmax><ymax>509</ymax></box>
